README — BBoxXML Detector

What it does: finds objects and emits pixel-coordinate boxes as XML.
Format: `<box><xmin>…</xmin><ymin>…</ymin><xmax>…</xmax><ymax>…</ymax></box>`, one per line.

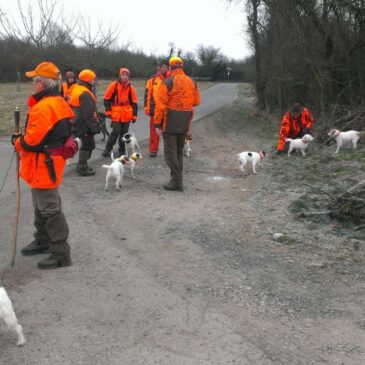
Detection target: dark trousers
<box><xmin>31</xmin><ymin>188</ymin><xmax>70</xmax><ymax>258</ymax></box>
<box><xmin>78</xmin><ymin>134</ymin><xmax>95</xmax><ymax>169</ymax></box>
<box><xmin>105</xmin><ymin>122</ymin><xmax>130</xmax><ymax>156</ymax></box>
<box><xmin>163</xmin><ymin>133</ymin><xmax>185</xmax><ymax>187</ymax></box>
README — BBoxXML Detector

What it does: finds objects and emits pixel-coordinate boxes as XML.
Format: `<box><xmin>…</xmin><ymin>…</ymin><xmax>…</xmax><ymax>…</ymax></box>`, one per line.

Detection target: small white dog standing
<box><xmin>102</xmin><ymin>152</ymin><xmax>125</xmax><ymax>191</ymax></box>
<box><xmin>0</xmin><ymin>287</ymin><xmax>26</xmax><ymax>346</ymax></box>
<box><xmin>327</xmin><ymin>129</ymin><xmax>361</xmax><ymax>154</ymax></box>
<box><xmin>121</xmin><ymin>132</ymin><xmax>141</xmax><ymax>157</ymax></box>
<box><xmin>286</xmin><ymin>134</ymin><xmax>314</xmax><ymax>157</ymax></box>
<box><xmin>183</xmin><ymin>139</ymin><xmax>191</xmax><ymax>157</ymax></box>
<box><xmin>237</xmin><ymin>151</ymin><xmax>266</xmax><ymax>174</ymax></box>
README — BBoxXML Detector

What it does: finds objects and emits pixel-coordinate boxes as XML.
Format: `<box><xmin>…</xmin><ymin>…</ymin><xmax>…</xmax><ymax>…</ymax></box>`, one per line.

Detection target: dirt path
<box><xmin>1</xmin><ymin>85</ymin><xmax>364</xmax><ymax>364</ymax></box>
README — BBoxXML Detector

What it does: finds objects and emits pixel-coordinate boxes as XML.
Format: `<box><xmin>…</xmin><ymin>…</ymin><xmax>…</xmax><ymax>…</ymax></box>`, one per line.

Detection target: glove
<box><xmin>131</xmin><ymin>119</ymin><xmax>136</xmax><ymax>124</ymax></box>
<box><xmin>11</xmin><ymin>132</ymin><xmax>22</xmax><ymax>145</ymax></box>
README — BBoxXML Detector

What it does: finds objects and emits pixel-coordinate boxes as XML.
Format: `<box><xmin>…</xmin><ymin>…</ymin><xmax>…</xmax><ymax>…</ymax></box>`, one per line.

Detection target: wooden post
<box><xmin>11</xmin><ymin>107</ymin><xmax>21</xmax><ymax>267</ymax></box>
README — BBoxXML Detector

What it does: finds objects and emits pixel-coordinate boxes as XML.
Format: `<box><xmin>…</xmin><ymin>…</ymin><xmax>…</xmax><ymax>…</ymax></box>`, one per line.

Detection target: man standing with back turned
<box><xmin>154</xmin><ymin>56</ymin><xmax>200</xmax><ymax>191</ymax></box>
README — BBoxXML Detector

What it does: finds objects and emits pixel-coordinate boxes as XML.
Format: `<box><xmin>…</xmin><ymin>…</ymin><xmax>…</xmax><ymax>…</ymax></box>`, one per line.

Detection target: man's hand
<box><xmin>155</xmin><ymin>128</ymin><xmax>162</xmax><ymax>136</ymax></box>
<box><xmin>11</xmin><ymin>132</ymin><xmax>22</xmax><ymax>145</ymax></box>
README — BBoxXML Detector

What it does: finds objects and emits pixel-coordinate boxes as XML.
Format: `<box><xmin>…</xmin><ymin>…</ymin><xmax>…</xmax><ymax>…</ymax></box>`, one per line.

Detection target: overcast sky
<box><xmin>1</xmin><ymin>0</ymin><xmax>251</xmax><ymax>60</ymax></box>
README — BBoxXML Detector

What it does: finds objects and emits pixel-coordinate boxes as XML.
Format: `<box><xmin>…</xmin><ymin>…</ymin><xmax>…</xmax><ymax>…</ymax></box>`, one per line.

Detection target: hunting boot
<box><xmin>77</xmin><ymin>150</ymin><xmax>95</xmax><ymax>176</ymax></box>
<box><xmin>37</xmin><ymin>211</ymin><xmax>72</xmax><ymax>269</ymax></box>
<box><xmin>21</xmin><ymin>239</ymin><xmax>50</xmax><ymax>256</ymax></box>
<box><xmin>163</xmin><ymin>181</ymin><xmax>183</xmax><ymax>192</ymax></box>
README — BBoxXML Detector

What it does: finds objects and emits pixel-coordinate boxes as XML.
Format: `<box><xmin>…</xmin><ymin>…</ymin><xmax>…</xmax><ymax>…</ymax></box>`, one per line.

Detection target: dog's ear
<box><xmin>261</xmin><ymin>151</ymin><xmax>266</xmax><ymax>156</ymax></box>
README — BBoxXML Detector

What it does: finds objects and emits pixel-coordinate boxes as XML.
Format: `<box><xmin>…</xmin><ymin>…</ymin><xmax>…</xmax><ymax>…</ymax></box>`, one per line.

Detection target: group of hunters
<box><xmin>10</xmin><ymin>56</ymin><xmax>313</xmax><ymax>270</ymax></box>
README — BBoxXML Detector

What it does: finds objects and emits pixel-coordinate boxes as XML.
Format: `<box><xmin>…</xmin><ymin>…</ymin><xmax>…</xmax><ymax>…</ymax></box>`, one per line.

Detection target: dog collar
<box><xmin>334</xmin><ymin>131</ymin><xmax>341</xmax><ymax>137</ymax></box>
<box><xmin>301</xmin><ymin>139</ymin><xmax>308</xmax><ymax>144</ymax></box>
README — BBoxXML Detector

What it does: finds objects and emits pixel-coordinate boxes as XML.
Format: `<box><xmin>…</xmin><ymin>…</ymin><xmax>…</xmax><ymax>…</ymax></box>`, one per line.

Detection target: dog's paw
<box><xmin>17</xmin><ymin>339</ymin><xmax>26</xmax><ymax>347</ymax></box>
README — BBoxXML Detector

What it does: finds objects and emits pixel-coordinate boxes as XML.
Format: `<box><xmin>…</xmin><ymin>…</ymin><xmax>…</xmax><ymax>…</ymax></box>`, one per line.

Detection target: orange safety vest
<box><xmin>70</xmin><ymin>84</ymin><xmax>96</xmax><ymax>107</ymax></box>
<box><xmin>104</xmin><ymin>81</ymin><xmax>138</xmax><ymax>123</ymax></box>
<box><xmin>15</xmin><ymin>94</ymin><xmax>74</xmax><ymax>189</ymax></box>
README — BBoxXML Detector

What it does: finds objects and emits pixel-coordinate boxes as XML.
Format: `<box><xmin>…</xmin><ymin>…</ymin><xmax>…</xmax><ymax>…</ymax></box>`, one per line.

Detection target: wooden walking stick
<box><xmin>11</xmin><ymin>106</ymin><xmax>21</xmax><ymax>267</ymax></box>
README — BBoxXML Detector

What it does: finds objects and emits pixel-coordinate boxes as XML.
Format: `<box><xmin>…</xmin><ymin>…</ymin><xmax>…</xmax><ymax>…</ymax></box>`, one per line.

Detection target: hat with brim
<box><xmin>25</xmin><ymin>62</ymin><xmax>61</xmax><ymax>80</ymax></box>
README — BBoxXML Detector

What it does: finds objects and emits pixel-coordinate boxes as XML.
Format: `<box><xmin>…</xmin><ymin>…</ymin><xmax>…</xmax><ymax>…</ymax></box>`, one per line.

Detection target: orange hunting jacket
<box><xmin>15</xmin><ymin>89</ymin><xmax>74</xmax><ymax>188</ymax></box>
<box><xmin>154</xmin><ymin>68</ymin><xmax>200</xmax><ymax>133</ymax></box>
<box><xmin>277</xmin><ymin>108</ymin><xmax>314</xmax><ymax>150</ymax></box>
<box><xmin>103</xmin><ymin>81</ymin><xmax>138</xmax><ymax>123</ymax></box>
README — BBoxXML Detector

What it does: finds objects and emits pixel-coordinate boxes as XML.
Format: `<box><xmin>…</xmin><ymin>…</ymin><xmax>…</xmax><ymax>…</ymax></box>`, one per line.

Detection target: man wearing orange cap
<box><xmin>144</xmin><ymin>61</ymin><xmax>169</xmax><ymax>157</ymax></box>
<box><xmin>11</xmin><ymin>61</ymin><xmax>74</xmax><ymax>269</ymax></box>
<box><xmin>69</xmin><ymin>69</ymin><xmax>99</xmax><ymax>176</ymax></box>
<box><xmin>102</xmin><ymin>68</ymin><xmax>138</xmax><ymax>157</ymax></box>
<box><xmin>154</xmin><ymin>56</ymin><xmax>200</xmax><ymax>191</ymax></box>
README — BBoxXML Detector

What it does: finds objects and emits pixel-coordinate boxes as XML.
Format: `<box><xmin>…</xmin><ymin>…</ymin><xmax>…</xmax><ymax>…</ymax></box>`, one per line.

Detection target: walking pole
<box><xmin>11</xmin><ymin>106</ymin><xmax>21</xmax><ymax>267</ymax></box>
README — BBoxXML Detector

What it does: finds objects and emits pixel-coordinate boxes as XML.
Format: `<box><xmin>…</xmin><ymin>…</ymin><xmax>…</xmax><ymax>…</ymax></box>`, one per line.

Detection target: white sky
<box><xmin>0</xmin><ymin>0</ymin><xmax>251</xmax><ymax>60</ymax></box>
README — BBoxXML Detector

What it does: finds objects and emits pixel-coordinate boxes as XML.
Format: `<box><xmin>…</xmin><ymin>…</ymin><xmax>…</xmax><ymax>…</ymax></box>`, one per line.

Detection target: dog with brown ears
<box><xmin>327</xmin><ymin>129</ymin><xmax>363</xmax><ymax>154</ymax></box>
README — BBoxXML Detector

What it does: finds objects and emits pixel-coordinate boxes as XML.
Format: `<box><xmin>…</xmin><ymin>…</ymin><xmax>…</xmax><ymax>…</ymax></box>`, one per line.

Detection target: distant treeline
<box><xmin>0</xmin><ymin>39</ymin><xmax>252</xmax><ymax>83</ymax></box>
<box><xmin>243</xmin><ymin>0</ymin><xmax>365</xmax><ymax>115</ymax></box>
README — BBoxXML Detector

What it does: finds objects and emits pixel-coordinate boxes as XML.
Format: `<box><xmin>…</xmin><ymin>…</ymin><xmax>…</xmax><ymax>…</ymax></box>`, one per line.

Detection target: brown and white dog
<box><xmin>328</xmin><ymin>129</ymin><xmax>363</xmax><ymax>154</ymax></box>
<box><xmin>236</xmin><ymin>150</ymin><xmax>266</xmax><ymax>174</ymax></box>
<box><xmin>117</xmin><ymin>153</ymin><xmax>141</xmax><ymax>179</ymax></box>
<box><xmin>0</xmin><ymin>287</ymin><xmax>26</xmax><ymax>346</ymax></box>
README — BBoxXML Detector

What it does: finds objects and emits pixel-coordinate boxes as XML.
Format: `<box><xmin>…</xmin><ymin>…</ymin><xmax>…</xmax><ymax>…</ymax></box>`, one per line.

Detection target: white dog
<box><xmin>328</xmin><ymin>129</ymin><xmax>362</xmax><ymax>154</ymax></box>
<box><xmin>286</xmin><ymin>134</ymin><xmax>314</xmax><ymax>157</ymax></box>
<box><xmin>117</xmin><ymin>153</ymin><xmax>141</xmax><ymax>179</ymax></box>
<box><xmin>0</xmin><ymin>287</ymin><xmax>26</xmax><ymax>346</ymax></box>
<box><xmin>236</xmin><ymin>150</ymin><xmax>266</xmax><ymax>174</ymax></box>
<box><xmin>183</xmin><ymin>139</ymin><xmax>191</xmax><ymax>157</ymax></box>
<box><xmin>121</xmin><ymin>132</ymin><xmax>141</xmax><ymax>157</ymax></box>
<box><xmin>102</xmin><ymin>152</ymin><xmax>125</xmax><ymax>191</ymax></box>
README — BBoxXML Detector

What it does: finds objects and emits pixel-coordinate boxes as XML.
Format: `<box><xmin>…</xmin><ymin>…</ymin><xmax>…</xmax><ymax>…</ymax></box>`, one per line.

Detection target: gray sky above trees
<box><xmin>1</xmin><ymin>0</ymin><xmax>250</xmax><ymax>60</ymax></box>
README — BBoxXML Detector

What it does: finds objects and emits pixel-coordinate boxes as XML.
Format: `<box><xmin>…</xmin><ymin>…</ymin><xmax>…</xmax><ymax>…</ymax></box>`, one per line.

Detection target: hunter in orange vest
<box><xmin>70</xmin><ymin>69</ymin><xmax>99</xmax><ymax>176</ymax></box>
<box><xmin>144</xmin><ymin>61</ymin><xmax>169</xmax><ymax>157</ymax></box>
<box><xmin>102</xmin><ymin>68</ymin><xmax>138</xmax><ymax>157</ymax></box>
<box><xmin>12</xmin><ymin>61</ymin><xmax>74</xmax><ymax>269</ymax></box>
<box><xmin>61</xmin><ymin>69</ymin><xmax>76</xmax><ymax>104</ymax></box>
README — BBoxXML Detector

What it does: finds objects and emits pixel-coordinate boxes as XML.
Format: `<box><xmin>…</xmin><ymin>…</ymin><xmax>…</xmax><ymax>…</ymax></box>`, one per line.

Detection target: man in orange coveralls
<box><xmin>144</xmin><ymin>61</ymin><xmax>169</xmax><ymax>157</ymax></box>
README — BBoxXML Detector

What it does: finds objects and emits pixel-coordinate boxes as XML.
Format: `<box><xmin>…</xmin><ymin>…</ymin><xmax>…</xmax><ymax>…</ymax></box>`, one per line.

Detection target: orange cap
<box><xmin>119</xmin><ymin>68</ymin><xmax>130</xmax><ymax>76</ymax></box>
<box><xmin>25</xmin><ymin>62</ymin><xmax>61</xmax><ymax>80</ymax></box>
<box><xmin>78</xmin><ymin>69</ymin><xmax>96</xmax><ymax>83</ymax></box>
<box><xmin>169</xmin><ymin>56</ymin><xmax>183</xmax><ymax>67</ymax></box>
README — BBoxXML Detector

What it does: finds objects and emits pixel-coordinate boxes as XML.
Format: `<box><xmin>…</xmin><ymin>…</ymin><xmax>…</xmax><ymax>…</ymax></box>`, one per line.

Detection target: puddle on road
<box><xmin>208</xmin><ymin>176</ymin><xmax>228</xmax><ymax>182</ymax></box>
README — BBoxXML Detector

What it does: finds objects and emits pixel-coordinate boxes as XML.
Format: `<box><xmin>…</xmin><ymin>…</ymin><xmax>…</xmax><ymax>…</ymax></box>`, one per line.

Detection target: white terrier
<box><xmin>328</xmin><ymin>129</ymin><xmax>362</xmax><ymax>154</ymax></box>
<box><xmin>102</xmin><ymin>152</ymin><xmax>125</xmax><ymax>191</ymax></box>
<box><xmin>183</xmin><ymin>139</ymin><xmax>191</xmax><ymax>157</ymax></box>
<box><xmin>286</xmin><ymin>134</ymin><xmax>314</xmax><ymax>157</ymax></box>
<box><xmin>0</xmin><ymin>287</ymin><xmax>26</xmax><ymax>346</ymax></box>
<box><xmin>121</xmin><ymin>132</ymin><xmax>141</xmax><ymax>157</ymax></box>
<box><xmin>117</xmin><ymin>153</ymin><xmax>141</xmax><ymax>179</ymax></box>
<box><xmin>236</xmin><ymin>151</ymin><xmax>266</xmax><ymax>174</ymax></box>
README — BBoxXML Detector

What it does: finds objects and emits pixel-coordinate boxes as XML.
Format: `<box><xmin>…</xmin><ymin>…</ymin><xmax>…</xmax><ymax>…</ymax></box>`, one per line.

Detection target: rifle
<box><xmin>11</xmin><ymin>107</ymin><xmax>20</xmax><ymax>267</ymax></box>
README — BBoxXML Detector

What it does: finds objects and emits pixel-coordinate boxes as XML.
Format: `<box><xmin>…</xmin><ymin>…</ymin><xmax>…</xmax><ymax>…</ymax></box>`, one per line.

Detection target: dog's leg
<box><xmin>239</xmin><ymin>160</ymin><xmax>247</xmax><ymax>173</ymax></box>
<box><xmin>131</xmin><ymin>163</ymin><xmax>136</xmax><ymax>179</ymax></box>
<box><xmin>288</xmin><ymin>146</ymin><xmax>293</xmax><ymax>156</ymax></box>
<box><xmin>3</xmin><ymin>311</ymin><xmax>26</xmax><ymax>346</ymax></box>
<box><xmin>353</xmin><ymin>139</ymin><xmax>358</xmax><ymax>150</ymax></box>
<box><xmin>105</xmin><ymin>172</ymin><xmax>110</xmax><ymax>191</ymax></box>
<box><xmin>116</xmin><ymin>177</ymin><xmax>121</xmax><ymax>191</ymax></box>
<box><xmin>335</xmin><ymin>140</ymin><xmax>341</xmax><ymax>154</ymax></box>
<box><xmin>300</xmin><ymin>148</ymin><xmax>306</xmax><ymax>157</ymax></box>
<box><xmin>252</xmin><ymin>161</ymin><xmax>258</xmax><ymax>174</ymax></box>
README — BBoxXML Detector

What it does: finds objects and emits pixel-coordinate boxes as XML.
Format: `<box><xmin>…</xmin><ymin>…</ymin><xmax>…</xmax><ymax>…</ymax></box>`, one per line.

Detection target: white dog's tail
<box><xmin>102</xmin><ymin>164</ymin><xmax>113</xmax><ymax>169</ymax></box>
<box><xmin>285</xmin><ymin>138</ymin><xmax>293</xmax><ymax>142</ymax></box>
